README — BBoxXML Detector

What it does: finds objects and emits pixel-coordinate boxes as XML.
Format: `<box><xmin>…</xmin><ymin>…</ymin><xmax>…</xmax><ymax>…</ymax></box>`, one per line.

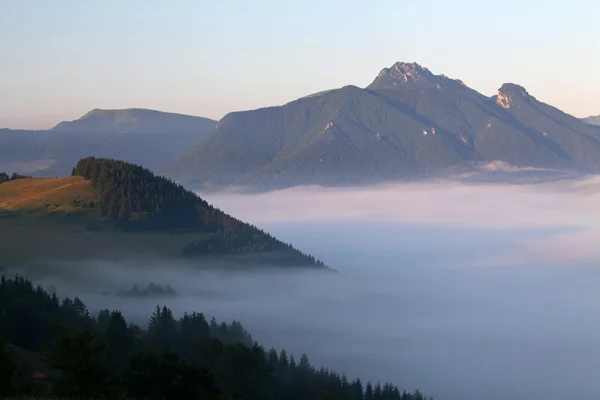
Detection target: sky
<box><xmin>1</xmin><ymin>0</ymin><xmax>599</xmax><ymax>129</ymax></box>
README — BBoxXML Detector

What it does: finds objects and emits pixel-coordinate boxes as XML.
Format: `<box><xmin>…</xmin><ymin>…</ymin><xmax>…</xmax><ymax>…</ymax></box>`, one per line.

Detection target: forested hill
<box><xmin>72</xmin><ymin>157</ymin><xmax>241</xmax><ymax>231</ymax></box>
<box><xmin>70</xmin><ymin>157</ymin><xmax>325</xmax><ymax>267</ymax></box>
<box><xmin>0</xmin><ymin>274</ymin><xmax>431</xmax><ymax>399</ymax></box>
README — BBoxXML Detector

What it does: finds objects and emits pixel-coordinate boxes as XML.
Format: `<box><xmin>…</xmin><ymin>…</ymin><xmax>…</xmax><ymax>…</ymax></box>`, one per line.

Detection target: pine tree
<box><xmin>179</xmin><ymin>312</ymin><xmax>210</xmax><ymax>357</ymax></box>
<box><xmin>365</xmin><ymin>382</ymin><xmax>374</xmax><ymax>400</ymax></box>
<box><xmin>147</xmin><ymin>305</ymin><xmax>178</xmax><ymax>351</ymax></box>
<box><xmin>374</xmin><ymin>382</ymin><xmax>383</xmax><ymax>400</ymax></box>
<box><xmin>0</xmin><ymin>335</ymin><xmax>20</xmax><ymax>396</ymax></box>
<box><xmin>104</xmin><ymin>311</ymin><xmax>133</xmax><ymax>368</ymax></box>
<box><xmin>279</xmin><ymin>349</ymin><xmax>289</xmax><ymax>369</ymax></box>
<box><xmin>45</xmin><ymin>328</ymin><xmax>109</xmax><ymax>398</ymax></box>
<box><xmin>124</xmin><ymin>350</ymin><xmax>222</xmax><ymax>400</ymax></box>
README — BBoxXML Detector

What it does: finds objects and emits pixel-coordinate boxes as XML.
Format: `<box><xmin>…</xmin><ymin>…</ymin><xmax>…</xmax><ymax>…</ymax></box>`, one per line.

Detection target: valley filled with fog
<box><xmin>33</xmin><ymin>175</ymin><xmax>600</xmax><ymax>400</ymax></box>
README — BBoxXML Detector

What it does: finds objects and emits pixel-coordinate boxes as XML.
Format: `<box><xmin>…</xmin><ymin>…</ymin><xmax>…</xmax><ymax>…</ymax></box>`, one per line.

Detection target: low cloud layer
<box><xmin>201</xmin><ymin>175</ymin><xmax>600</xmax><ymax>267</ymax></box>
<box><xmin>19</xmin><ymin>175</ymin><xmax>600</xmax><ymax>400</ymax></box>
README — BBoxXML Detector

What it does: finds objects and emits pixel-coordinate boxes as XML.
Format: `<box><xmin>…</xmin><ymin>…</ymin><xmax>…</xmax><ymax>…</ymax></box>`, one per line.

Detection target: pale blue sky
<box><xmin>1</xmin><ymin>0</ymin><xmax>598</xmax><ymax>129</ymax></box>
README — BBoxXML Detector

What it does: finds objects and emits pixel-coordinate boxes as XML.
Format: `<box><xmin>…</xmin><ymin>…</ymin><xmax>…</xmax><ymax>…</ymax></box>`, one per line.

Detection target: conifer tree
<box><xmin>45</xmin><ymin>328</ymin><xmax>109</xmax><ymax>398</ymax></box>
<box><xmin>0</xmin><ymin>335</ymin><xmax>20</xmax><ymax>396</ymax></box>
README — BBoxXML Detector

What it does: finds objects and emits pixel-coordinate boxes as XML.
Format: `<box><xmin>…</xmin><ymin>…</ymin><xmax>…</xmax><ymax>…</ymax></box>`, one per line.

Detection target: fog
<box><xmin>31</xmin><ymin>175</ymin><xmax>600</xmax><ymax>400</ymax></box>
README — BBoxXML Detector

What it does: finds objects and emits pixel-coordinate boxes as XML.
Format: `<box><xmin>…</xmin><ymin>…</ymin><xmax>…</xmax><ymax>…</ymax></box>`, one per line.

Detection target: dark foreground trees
<box><xmin>45</xmin><ymin>329</ymin><xmax>109</xmax><ymax>399</ymax></box>
<box><xmin>0</xmin><ymin>335</ymin><xmax>20</xmax><ymax>396</ymax></box>
<box><xmin>0</xmin><ymin>274</ymin><xmax>432</xmax><ymax>400</ymax></box>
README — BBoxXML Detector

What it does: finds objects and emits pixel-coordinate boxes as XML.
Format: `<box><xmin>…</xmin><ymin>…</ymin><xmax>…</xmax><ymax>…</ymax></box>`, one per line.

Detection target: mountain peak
<box><xmin>386</xmin><ymin>61</ymin><xmax>430</xmax><ymax>76</ymax></box>
<box><xmin>368</xmin><ymin>61</ymin><xmax>470</xmax><ymax>91</ymax></box>
<box><xmin>51</xmin><ymin>108</ymin><xmax>216</xmax><ymax>133</ymax></box>
<box><xmin>498</xmin><ymin>83</ymin><xmax>529</xmax><ymax>96</ymax></box>
<box><xmin>583</xmin><ymin>114</ymin><xmax>600</xmax><ymax>126</ymax></box>
<box><xmin>495</xmin><ymin>83</ymin><xmax>530</xmax><ymax>109</ymax></box>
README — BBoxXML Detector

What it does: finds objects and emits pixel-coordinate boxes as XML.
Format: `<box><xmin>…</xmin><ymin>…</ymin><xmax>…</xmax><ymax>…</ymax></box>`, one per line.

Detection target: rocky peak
<box><xmin>583</xmin><ymin>115</ymin><xmax>600</xmax><ymax>126</ymax></box>
<box><xmin>495</xmin><ymin>83</ymin><xmax>530</xmax><ymax>109</ymax></box>
<box><xmin>368</xmin><ymin>61</ymin><xmax>471</xmax><ymax>92</ymax></box>
<box><xmin>498</xmin><ymin>83</ymin><xmax>529</xmax><ymax>97</ymax></box>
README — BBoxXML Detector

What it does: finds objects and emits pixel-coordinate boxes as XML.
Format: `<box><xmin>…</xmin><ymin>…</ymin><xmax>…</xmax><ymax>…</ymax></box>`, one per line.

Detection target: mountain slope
<box><xmin>0</xmin><ymin>158</ymin><xmax>326</xmax><ymax>269</ymax></box>
<box><xmin>583</xmin><ymin>115</ymin><xmax>600</xmax><ymax>126</ymax></box>
<box><xmin>52</xmin><ymin>108</ymin><xmax>216</xmax><ymax>134</ymax></box>
<box><xmin>0</xmin><ymin>109</ymin><xmax>216</xmax><ymax>178</ymax></box>
<box><xmin>170</xmin><ymin>63</ymin><xmax>600</xmax><ymax>189</ymax></box>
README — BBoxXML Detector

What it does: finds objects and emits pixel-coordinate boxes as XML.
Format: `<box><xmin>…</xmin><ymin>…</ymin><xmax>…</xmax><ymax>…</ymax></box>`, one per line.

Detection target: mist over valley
<box><xmin>15</xmin><ymin>175</ymin><xmax>600</xmax><ymax>400</ymax></box>
<box><xmin>2</xmin><ymin>4</ymin><xmax>600</xmax><ymax>397</ymax></box>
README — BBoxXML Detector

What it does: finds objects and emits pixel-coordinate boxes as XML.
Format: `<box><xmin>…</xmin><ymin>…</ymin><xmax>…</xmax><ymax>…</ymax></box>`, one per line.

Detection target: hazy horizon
<box><xmin>1</xmin><ymin>0</ymin><xmax>599</xmax><ymax>129</ymax></box>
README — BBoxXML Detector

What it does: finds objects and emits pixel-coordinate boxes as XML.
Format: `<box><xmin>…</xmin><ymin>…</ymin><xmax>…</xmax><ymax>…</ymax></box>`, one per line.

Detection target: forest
<box><xmin>71</xmin><ymin>157</ymin><xmax>325</xmax><ymax>267</ymax></box>
<box><xmin>0</xmin><ymin>274</ymin><xmax>431</xmax><ymax>400</ymax></box>
<box><xmin>0</xmin><ymin>172</ymin><xmax>31</xmax><ymax>183</ymax></box>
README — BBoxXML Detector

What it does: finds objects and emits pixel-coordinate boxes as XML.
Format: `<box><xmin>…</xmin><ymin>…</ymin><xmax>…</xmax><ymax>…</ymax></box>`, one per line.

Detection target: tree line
<box><xmin>0</xmin><ymin>274</ymin><xmax>431</xmax><ymax>400</ymax></box>
<box><xmin>71</xmin><ymin>157</ymin><xmax>325</xmax><ymax>267</ymax></box>
<box><xmin>0</xmin><ymin>172</ymin><xmax>31</xmax><ymax>184</ymax></box>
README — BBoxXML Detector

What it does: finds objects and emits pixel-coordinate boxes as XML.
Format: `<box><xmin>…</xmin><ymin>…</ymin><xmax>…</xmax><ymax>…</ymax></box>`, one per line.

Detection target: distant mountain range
<box><xmin>583</xmin><ymin>115</ymin><xmax>600</xmax><ymax>126</ymax></box>
<box><xmin>0</xmin><ymin>109</ymin><xmax>215</xmax><ymax>178</ymax></box>
<box><xmin>3</xmin><ymin>65</ymin><xmax>600</xmax><ymax>190</ymax></box>
<box><xmin>169</xmin><ymin>62</ymin><xmax>600</xmax><ymax>189</ymax></box>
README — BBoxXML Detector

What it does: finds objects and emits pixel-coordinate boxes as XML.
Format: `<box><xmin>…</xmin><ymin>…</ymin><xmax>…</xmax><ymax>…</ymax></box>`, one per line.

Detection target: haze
<box><xmin>23</xmin><ymin>175</ymin><xmax>600</xmax><ymax>400</ymax></box>
<box><xmin>1</xmin><ymin>0</ymin><xmax>599</xmax><ymax>129</ymax></box>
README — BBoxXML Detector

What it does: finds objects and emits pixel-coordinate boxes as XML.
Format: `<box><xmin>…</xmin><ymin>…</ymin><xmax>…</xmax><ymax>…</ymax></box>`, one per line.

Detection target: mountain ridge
<box><xmin>169</xmin><ymin>61</ymin><xmax>600</xmax><ymax>190</ymax></box>
<box><xmin>0</xmin><ymin>108</ymin><xmax>217</xmax><ymax>178</ymax></box>
<box><xmin>583</xmin><ymin>115</ymin><xmax>600</xmax><ymax>126</ymax></box>
<box><xmin>52</xmin><ymin>107</ymin><xmax>216</xmax><ymax>134</ymax></box>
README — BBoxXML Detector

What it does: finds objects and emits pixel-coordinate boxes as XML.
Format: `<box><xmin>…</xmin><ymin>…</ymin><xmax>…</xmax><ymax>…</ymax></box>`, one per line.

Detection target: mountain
<box><xmin>0</xmin><ymin>109</ymin><xmax>216</xmax><ymax>178</ymax></box>
<box><xmin>368</xmin><ymin>61</ymin><xmax>478</xmax><ymax>95</ymax></box>
<box><xmin>169</xmin><ymin>62</ymin><xmax>600</xmax><ymax>190</ymax></box>
<box><xmin>0</xmin><ymin>157</ymin><xmax>326</xmax><ymax>270</ymax></box>
<box><xmin>583</xmin><ymin>115</ymin><xmax>600</xmax><ymax>126</ymax></box>
<box><xmin>52</xmin><ymin>108</ymin><xmax>216</xmax><ymax>134</ymax></box>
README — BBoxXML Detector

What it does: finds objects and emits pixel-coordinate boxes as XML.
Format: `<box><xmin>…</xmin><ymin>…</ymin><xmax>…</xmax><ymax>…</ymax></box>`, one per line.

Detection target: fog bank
<box><xmin>31</xmin><ymin>176</ymin><xmax>600</xmax><ymax>400</ymax></box>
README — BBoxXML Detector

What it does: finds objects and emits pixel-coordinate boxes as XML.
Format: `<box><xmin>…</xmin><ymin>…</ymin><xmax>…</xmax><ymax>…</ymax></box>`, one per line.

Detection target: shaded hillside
<box><xmin>584</xmin><ymin>115</ymin><xmax>600</xmax><ymax>126</ymax></box>
<box><xmin>0</xmin><ymin>158</ymin><xmax>326</xmax><ymax>269</ymax></box>
<box><xmin>170</xmin><ymin>63</ymin><xmax>600</xmax><ymax>189</ymax></box>
<box><xmin>0</xmin><ymin>108</ymin><xmax>216</xmax><ymax>178</ymax></box>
